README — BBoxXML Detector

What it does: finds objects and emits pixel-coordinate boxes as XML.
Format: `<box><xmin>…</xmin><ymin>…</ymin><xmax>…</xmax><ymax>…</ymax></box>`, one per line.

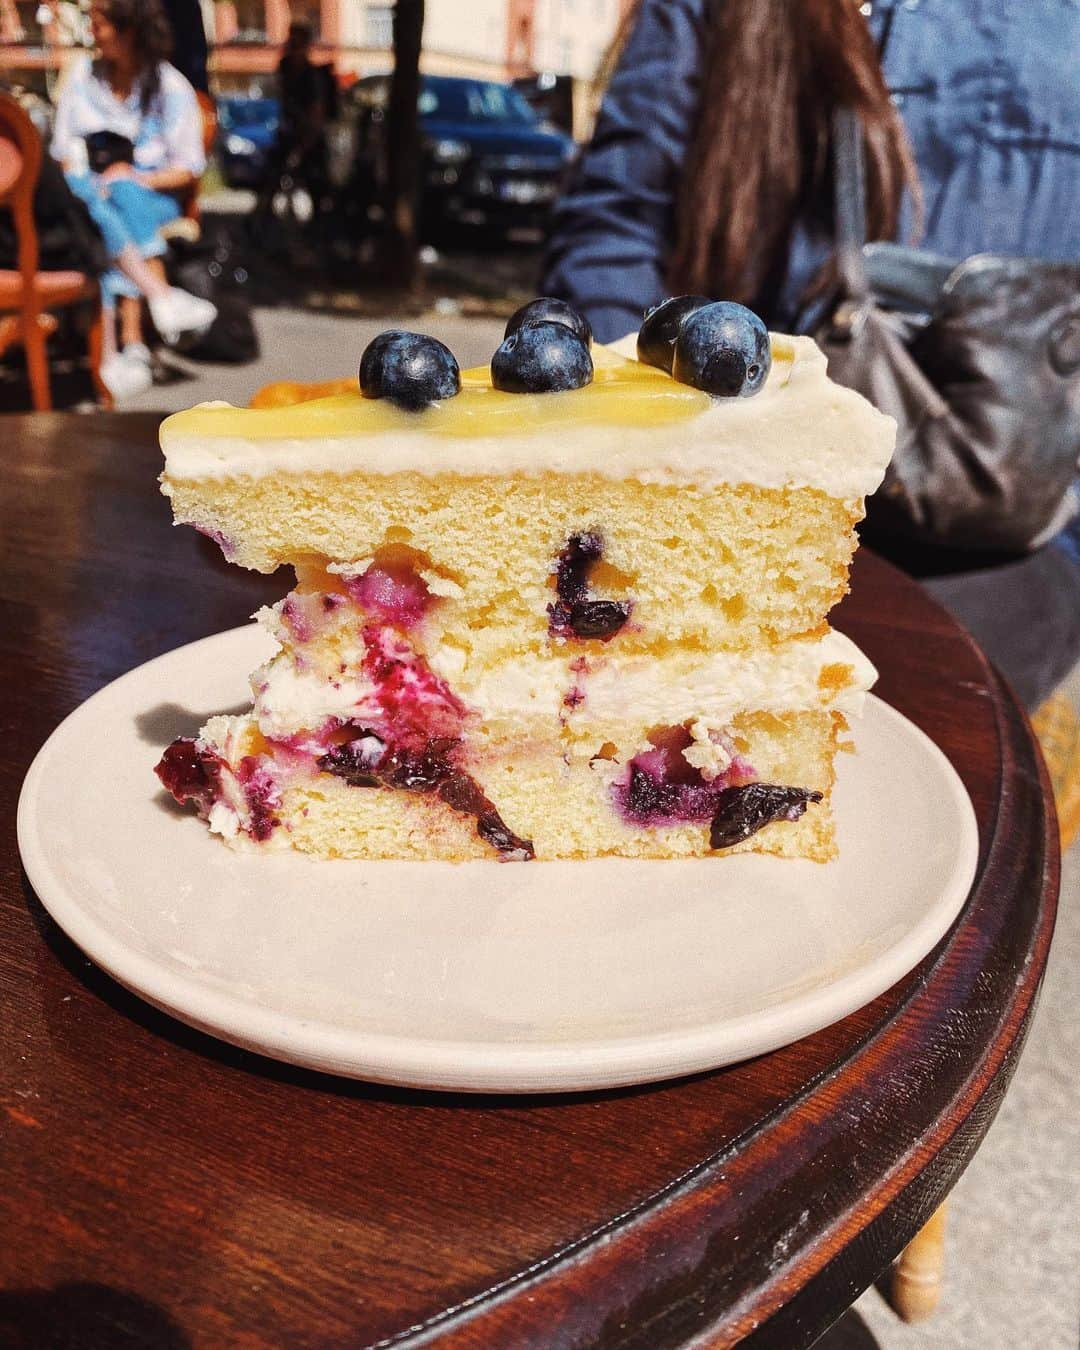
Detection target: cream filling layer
<box><xmin>455</xmin><ymin>629</ymin><xmax>877</xmax><ymax>726</ymax></box>
<box><xmin>160</xmin><ymin>337</ymin><xmax>895</xmax><ymax>500</ymax></box>
<box><xmin>198</xmin><ymin>713</ymin><xmax>288</xmax><ymax>849</ymax></box>
<box><xmin>250</xmin><ymin>629</ymin><xmax>877</xmax><ymax>740</ymax></box>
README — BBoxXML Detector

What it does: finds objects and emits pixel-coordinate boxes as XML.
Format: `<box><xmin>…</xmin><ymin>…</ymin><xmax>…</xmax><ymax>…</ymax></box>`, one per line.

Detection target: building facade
<box><xmin>0</xmin><ymin>0</ymin><xmax>634</xmax><ymax>116</ymax></box>
<box><xmin>209</xmin><ymin>0</ymin><xmax>633</xmax><ymax>86</ymax></box>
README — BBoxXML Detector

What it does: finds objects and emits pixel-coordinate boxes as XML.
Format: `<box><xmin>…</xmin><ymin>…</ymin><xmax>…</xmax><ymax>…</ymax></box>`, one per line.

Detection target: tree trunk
<box><xmin>383</xmin><ymin>0</ymin><xmax>425</xmax><ymax>292</ymax></box>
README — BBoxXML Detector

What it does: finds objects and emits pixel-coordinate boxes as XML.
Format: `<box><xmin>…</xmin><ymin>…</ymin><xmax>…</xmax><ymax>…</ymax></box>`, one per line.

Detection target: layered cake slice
<box><xmin>156</xmin><ymin>298</ymin><xmax>894</xmax><ymax>862</ymax></box>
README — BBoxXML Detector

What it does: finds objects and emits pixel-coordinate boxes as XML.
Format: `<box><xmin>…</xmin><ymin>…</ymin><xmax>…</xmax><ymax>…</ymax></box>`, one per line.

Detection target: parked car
<box><xmin>217</xmin><ymin>96</ymin><xmax>280</xmax><ymax>189</ymax></box>
<box><xmin>512</xmin><ymin>72</ymin><xmax>575</xmax><ymax>137</ymax></box>
<box><xmin>347</xmin><ymin>75</ymin><xmax>576</xmax><ymax>234</ymax></box>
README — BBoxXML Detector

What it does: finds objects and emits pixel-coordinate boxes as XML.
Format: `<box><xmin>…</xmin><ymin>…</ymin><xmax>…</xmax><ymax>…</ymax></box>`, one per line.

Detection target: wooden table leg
<box><xmin>890</xmin><ymin>1202</ymin><xmax>947</xmax><ymax>1321</ymax></box>
<box><xmin>1032</xmin><ymin>689</ymin><xmax>1080</xmax><ymax>850</ymax></box>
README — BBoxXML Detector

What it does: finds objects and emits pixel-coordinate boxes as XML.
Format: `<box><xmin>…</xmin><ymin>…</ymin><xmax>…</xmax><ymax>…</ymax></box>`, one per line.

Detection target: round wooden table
<box><xmin>0</xmin><ymin>414</ymin><xmax>1059</xmax><ymax>1348</ymax></box>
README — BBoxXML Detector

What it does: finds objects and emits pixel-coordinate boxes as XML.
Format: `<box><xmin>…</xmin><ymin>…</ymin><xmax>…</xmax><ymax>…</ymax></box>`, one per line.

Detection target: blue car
<box><xmin>217</xmin><ymin>96</ymin><xmax>280</xmax><ymax>189</ymax></box>
<box><xmin>351</xmin><ymin>75</ymin><xmax>576</xmax><ymax>233</ymax></box>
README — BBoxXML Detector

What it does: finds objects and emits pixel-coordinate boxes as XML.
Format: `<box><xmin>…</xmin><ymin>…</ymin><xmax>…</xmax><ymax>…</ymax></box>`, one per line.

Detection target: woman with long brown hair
<box><xmin>545</xmin><ymin>0</ymin><xmax>1075</xmax><ymax>340</ymax></box>
<box><xmin>543</xmin><ymin>0</ymin><xmax>1080</xmax><ymax>707</ymax></box>
<box><xmin>51</xmin><ymin>0</ymin><xmax>216</xmax><ymax>398</ymax></box>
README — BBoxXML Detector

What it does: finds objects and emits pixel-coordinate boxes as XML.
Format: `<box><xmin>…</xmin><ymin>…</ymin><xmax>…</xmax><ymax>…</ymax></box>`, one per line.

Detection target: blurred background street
<box><xmin>0</xmin><ymin>0</ymin><xmax>614</xmax><ymax>407</ymax></box>
<box><xmin>97</xmin><ymin>184</ymin><xmax>533</xmax><ymax>408</ymax></box>
<box><xmin>0</xmin><ymin>159</ymin><xmax>551</xmax><ymax>408</ymax></box>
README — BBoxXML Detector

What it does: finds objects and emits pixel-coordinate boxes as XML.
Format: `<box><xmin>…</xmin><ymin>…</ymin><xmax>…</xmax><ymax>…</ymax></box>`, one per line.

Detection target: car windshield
<box><xmin>220</xmin><ymin>100</ymin><xmax>279</xmax><ymax>130</ymax></box>
<box><xmin>418</xmin><ymin>80</ymin><xmax>537</xmax><ymax>125</ymax></box>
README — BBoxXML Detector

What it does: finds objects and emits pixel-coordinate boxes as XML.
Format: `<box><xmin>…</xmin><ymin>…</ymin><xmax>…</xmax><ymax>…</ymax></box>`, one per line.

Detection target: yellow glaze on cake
<box><xmin>159</xmin><ymin>336</ymin><xmax>899</xmax><ymax>502</ymax></box>
<box><xmin>168</xmin><ymin>353</ymin><xmax>715</xmax><ymax>441</ymax></box>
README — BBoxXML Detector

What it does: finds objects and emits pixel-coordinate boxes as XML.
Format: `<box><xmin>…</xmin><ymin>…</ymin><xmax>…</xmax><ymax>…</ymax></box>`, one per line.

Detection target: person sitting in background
<box><xmin>51</xmin><ymin>0</ymin><xmax>216</xmax><ymax>400</ymax></box>
<box><xmin>543</xmin><ymin>0</ymin><xmax>1080</xmax><ymax>709</ymax></box>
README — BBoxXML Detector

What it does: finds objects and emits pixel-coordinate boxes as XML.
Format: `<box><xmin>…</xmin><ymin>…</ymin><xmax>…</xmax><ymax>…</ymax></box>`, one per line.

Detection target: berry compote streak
<box><xmin>548</xmin><ymin>531</ymin><xmax>631</xmax><ymax>642</ymax></box>
<box><xmin>157</xmin><ymin>556</ymin><xmax>535</xmax><ymax>860</ymax></box>
<box><xmin>611</xmin><ymin>724</ymin><xmax>822</xmax><ymax>850</ymax></box>
<box><xmin>613</xmin><ymin>725</ymin><xmax>753</xmax><ymax>828</ymax></box>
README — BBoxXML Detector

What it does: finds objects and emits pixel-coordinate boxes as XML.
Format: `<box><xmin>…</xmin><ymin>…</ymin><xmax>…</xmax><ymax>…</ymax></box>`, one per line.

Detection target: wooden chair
<box><xmin>0</xmin><ymin>93</ymin><xmax>105</xmax><ymax>410</ymax></box>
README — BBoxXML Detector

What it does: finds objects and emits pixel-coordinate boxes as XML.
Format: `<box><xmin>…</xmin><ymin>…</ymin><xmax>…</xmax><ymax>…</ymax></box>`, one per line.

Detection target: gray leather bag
<box><xmin>818</xmin><ymin>109</ymin><xmax>1080</xmax><ymax>558</ymax></box>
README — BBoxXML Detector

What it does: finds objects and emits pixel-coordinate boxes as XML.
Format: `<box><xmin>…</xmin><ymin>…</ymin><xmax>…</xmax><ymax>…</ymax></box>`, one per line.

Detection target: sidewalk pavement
<box><xmin>124</xmin><ymin>307</ymin><xmax>508</xmax><ymax>413</ymax></box>
<box><xmin>852</xmin><ymin>770</ymin><xmax>1079</xmax><ymax>1350</ymax></box>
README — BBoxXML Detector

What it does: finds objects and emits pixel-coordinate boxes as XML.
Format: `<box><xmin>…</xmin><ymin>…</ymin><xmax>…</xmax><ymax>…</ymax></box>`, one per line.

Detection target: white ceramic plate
<box><xmin>18</xmin><ymin>625</ymin><xmax>979</xmax><ymax>1093</ymax></box>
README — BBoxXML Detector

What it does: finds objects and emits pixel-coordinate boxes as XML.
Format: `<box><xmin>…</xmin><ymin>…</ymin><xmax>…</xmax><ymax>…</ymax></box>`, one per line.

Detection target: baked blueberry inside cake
<box><xmin>156</xmin><ymin>298</ymin><xmax>894</xmax><ymax>862</ymax></box>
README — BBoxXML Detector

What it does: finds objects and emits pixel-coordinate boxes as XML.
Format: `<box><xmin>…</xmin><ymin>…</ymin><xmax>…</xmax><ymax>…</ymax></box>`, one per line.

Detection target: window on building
<box><xmin>231</xmin><ymin>0</ymin><xmax>267</xmax><ymax>44</ymax></box>
<box><xmin>365</xmin><ymin>2</ymin><xmax>393</xmax><ymax>47</ymax></box>
<box><xmin>514</xmin><ymin>14</ymin><xmax>531</xmax><ymax>66</ymax></box>
<box><xmin>12</xmin><ymin>0</ymin><xmax>46</xmax><ymax>47</ymax></box>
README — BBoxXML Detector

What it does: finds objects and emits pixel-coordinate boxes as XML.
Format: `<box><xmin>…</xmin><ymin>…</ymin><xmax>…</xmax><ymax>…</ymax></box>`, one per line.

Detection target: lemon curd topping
<box><xmin>168</xmin><ymin>351</ymin><xmax>719</xmax><ymax>442</ymax></box>
<box><xmin>159</xmin><ymin>334</ymin><xmax>895</xmax><ymax>499</ymax></box>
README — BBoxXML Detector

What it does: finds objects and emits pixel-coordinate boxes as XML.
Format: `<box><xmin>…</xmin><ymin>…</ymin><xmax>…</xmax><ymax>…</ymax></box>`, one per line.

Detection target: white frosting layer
<box><xmin>455</xmin><ymin>629</ymin><xmax>877</xmax><ymax>726</ymax></box>
<box><xmin>252</xmin><ymin>629</ymin><xmax>877</xmax><ymax>738</ymax></box>
<box><xmin>252</xmin><ymin>661</ymin><xmax>365</xmax><ymax>739</ymax></box>
<box><xmin>160</xmin><ymin>337</ymin><xmax>895</xmax><ymax>500</ymax></box>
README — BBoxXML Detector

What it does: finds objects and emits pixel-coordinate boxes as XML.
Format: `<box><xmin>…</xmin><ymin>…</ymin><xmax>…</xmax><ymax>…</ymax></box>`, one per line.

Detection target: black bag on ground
<box><xmin>168</xmin><ymin>230</ymin><xmax>260</xmax><ymax>364</ymax></box>
<box><xmin>185</xmin><ymin>291</ymin><xmax>259</xmax><ymax>363</ymax></box>
<box><xmin>816</xmin><ymin>109</ymin><xmax>1080</xmax><ymax>561</ymax></box>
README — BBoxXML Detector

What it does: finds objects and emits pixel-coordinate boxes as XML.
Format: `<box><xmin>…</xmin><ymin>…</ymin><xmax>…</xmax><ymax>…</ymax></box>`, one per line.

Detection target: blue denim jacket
<box><xmin>543</xmin><ymin>0</ymin><xmax>1080</xmax><ymax>344</ymax></box>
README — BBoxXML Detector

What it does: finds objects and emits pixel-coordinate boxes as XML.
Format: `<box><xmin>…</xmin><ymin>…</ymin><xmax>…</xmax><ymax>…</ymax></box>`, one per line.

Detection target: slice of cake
<box><xmin>156</xmin><ymin>298</ymin><xmax>894</xmax><ymax>862</ymax></box>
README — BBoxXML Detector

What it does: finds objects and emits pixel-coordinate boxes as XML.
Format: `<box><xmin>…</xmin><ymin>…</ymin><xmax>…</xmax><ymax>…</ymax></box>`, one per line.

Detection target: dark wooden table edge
<box><xmin>367</xmin><ymin>645</ymin><xmax>1060</xmax><ymax>1348</ymax></box>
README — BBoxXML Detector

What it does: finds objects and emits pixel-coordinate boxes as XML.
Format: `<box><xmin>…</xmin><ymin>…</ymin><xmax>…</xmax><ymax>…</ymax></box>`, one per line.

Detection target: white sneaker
<box><xmin>123</xmin><ymin>341</ymin><xmax>153</xmax><ymax>368</ymax></box>
<box><xmin>148</xmin><ymin>287</ymin><xmax>218</xmax><ymax>346</ymax></box>
<box><xmin>101</xmin><ymin>350</ymin><xmax>153</xmax><ymax>402</ymax></box>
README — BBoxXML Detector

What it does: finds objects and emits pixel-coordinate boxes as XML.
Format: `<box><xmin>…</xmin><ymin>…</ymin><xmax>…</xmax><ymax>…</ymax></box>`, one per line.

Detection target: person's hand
<box><xmin>99</xmin><ymin>162</ymin><xmax>134</xmax><ymax>182</ymax></box>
